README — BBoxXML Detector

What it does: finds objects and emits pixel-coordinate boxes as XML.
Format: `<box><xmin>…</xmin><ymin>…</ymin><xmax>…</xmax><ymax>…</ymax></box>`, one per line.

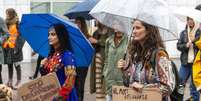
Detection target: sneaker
<box><xmin>29</xmin><ymin>76</ymin><xmax>36</xmax><ymax>80</ymax></box>
<box><xmin>15</xmin><ymin>80</ymin><xmax>21</xmax><ymax>87</ymax></box>
<box><xmin>6</xmin><ymin>81</ymin><xmax>16</xmax><ymax>90</ymax></box>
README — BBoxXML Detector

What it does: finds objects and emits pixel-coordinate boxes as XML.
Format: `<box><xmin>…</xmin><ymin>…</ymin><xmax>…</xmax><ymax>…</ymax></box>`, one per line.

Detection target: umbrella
<box><xmin>174</xmin><ymin>7</ymin><xmax>201</xmax><ymax>22</ymax></box>
<box><xmin>90</xmin><ymin>0</ymin><xmax>180</xmax><ymax>41</ymax></box>
<box><xmin>64</xmin><ymin>0</ymin><xmax>99</xmax><ymax>20</ymax></box>
<box><xmin>20</xmin><ymin>14</ymin><xmax>94</xmax><ymax>67</ymax></box>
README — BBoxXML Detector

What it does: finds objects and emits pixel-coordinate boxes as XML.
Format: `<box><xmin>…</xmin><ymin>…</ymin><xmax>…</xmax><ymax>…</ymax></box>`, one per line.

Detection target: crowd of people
<box><xmin>0</xmin><ymin>8</ymin><xmax>25</xmax><ymax>90</ymax></box>
<box><xmin>0</xmin><ymin>4</ymin><xmax>201</xmax><ymax>101</ymax></box>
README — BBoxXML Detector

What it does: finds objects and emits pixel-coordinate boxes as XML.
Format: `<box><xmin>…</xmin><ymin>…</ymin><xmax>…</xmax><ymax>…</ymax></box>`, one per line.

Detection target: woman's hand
<box><xmin>39</xmin><ymin>58</ymin><xmax>48</xmax><ymax>76</ymax></box>
<box><xmin>130</xmin><ymin>82</ymin><xmax>144</xmax><ymax>92</ymax></box>
<box><xmin>40</xmin><ymin>58</ymin><xmax>47</xmax><ymax>65</ymax></box>
<box><xmin>117</xmin><ymin>59</ymin><xmax>127</xmax><ymax>69</ymax></box>
<box><xmin>89</xmin><ymin>37</ymin><xmax>98</xmax><ymax>44</ymax></box>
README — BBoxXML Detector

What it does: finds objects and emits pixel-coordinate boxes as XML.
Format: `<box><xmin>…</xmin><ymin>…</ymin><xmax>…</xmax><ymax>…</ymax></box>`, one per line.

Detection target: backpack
<box><xmin>150</xmin><ymin>48</ymin><xmax>183</xmax><ymax>101</ymax></box>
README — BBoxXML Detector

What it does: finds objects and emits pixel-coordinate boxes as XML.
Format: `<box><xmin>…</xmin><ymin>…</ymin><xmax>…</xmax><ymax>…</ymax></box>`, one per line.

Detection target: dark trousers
<box><xmin>0</xmin><ymin>64</ymin><xmax>2</xmax><ymax>84</ymax></box>
<box><xmin>32</xmin><ymin>55</ymin><xmax>44</xmax><ymax>78</ymax></box>
<box><xmin>8</xmin><ymin>64</ymin><xmax>21</xmax><ymax>81</ymax></box>
<box><xmin>75</xmin><ymin>67</ymin><xmax>88</xmax><ymax>101</ymax></box>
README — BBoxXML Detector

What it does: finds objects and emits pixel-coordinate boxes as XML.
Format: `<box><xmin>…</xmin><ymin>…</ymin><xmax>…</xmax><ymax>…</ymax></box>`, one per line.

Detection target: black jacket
<box><xmin>4</xmin><ymin>35</ymin><xmax>25</xmax><ymax>64</ymax></box>
<box><xmin>12</xmin><ymin>35</ymin><xmax>25</xmax><ymax>62</ymax></box>
<box><xmin>177</xmin><ymin>29</ymin><xmax>201</xmax><ymax>65</ymax></box>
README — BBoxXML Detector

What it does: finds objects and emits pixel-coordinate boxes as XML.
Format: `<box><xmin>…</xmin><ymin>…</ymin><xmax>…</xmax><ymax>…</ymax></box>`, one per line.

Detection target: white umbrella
<box><xmin>174</xmin><ymin>7</ymin><xmax>201</xmax><ymax>22</ymax></box>
<box><xmin>90</xmin><ymin>0</ymin><xmax>180</xmax><ymax>41</ymax></box>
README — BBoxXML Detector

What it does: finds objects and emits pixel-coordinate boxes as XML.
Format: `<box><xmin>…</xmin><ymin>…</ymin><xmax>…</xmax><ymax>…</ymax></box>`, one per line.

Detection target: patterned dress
<box><xmin>42</xmin><ymin>50</ymin><xmax>78</xmax><ymax>101</ymax></box>
<box><xmin>125</xmin><ymin>50</ymin><xmax>174</xmax><ymax>97</ymax></box>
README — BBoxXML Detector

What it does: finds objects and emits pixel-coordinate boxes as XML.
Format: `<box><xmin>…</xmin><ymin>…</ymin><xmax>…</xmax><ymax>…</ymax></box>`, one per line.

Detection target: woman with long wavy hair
<box><xmin>118</xmin><ymin>19</ymin><xmax>175</xmax><ymax>101</ymax></box>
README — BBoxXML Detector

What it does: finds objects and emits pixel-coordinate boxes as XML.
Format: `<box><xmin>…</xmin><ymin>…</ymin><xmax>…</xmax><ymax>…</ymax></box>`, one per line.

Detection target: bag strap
<box><xmin>150</xmin><ymin>48</ymin><xmax>168</xmax><ymax>83</ymax></box>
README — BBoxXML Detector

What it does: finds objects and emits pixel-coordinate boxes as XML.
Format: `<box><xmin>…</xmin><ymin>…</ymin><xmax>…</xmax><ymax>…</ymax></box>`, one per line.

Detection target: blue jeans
<box><xmin>179</xmin><ymin>64</ymin><xmax>200</xmax><ymax>101</ymax></box>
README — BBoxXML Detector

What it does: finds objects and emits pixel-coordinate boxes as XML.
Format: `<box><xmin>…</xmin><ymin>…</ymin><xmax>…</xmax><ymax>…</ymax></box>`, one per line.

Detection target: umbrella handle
<box><xmin>123</xmin><ymin>53</ymin><xmax>127</xmax><ymax>60</ymax></box>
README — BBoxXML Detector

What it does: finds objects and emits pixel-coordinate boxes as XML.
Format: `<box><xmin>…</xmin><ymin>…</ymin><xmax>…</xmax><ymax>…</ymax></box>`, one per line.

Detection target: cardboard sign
<box><xmin>17</xmin><ymin>73</ymin><xmax>61</xmax><ymax>101</ymax></box>
<box><xmin>112</xmin><ymin>86</ymin><xmax>162</xmax><ymax>101</ymax></box>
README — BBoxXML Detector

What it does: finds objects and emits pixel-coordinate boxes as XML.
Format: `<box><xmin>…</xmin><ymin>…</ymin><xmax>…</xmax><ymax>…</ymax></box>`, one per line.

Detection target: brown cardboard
<box><xmin>112</xmin><ymin>86</ymin><xmax>162</xmax><ymax>101</ymax></box>
<box><xmin>17</xmin><ymin>73</ymin><xmax>61</xmax><ymax>101</ymax></box>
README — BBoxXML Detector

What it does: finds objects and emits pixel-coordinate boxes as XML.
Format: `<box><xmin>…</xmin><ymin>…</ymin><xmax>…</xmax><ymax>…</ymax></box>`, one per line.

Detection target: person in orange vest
<box><xmin>3</xmin><ymin>8</ymin><xmax>25</xmax><ymax>89</ymax></box>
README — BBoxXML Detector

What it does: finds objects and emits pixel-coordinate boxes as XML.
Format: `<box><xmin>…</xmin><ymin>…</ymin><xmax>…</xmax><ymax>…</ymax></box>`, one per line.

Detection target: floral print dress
<box><xmin>42</xmin><ymin>50</ymin><xmax>78</xmax><ymax>101</ymax></box>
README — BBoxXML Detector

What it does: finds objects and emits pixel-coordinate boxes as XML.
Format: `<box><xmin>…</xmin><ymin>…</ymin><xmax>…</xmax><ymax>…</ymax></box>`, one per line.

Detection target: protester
<box><xmin>0</xmin><ymin>17</ymin><xmax>9</xmax><ymax>84</ymax></box>
<box><xmin>39</xmin><ymin>23</ymin><xmax>78</xmax><ymax>101</ymax></box>
<box><xmin>193</xmin><ymin>27</ymin><xmax>201</xmax><ymax>98</ymax></box>
<box><xmin>89</xmin><ymin>21</ymin><xmax>110</xmax><ymax>100</ymax></box>
<box><xmin>117</xmin><ymin>19</ymin><xmax>175</xmax><ymax>101</ymax></box>
<box><xmin>177</xmin><ymin>16</ymin><xmax>201</xmax><ymax>101</ymax></box>
<box><xmin>74</xmin><ymin>16</ymin><xmax>90</xmax><ymax>101</ymax></box>
<box><xmin>192</xmin><ymin>4</ymin><xmax>201</xmax><ymax>98</ymax></box>
<box><xmin>3</xmin><ymin>8</ymin><xmax>25</xmax><ymax>88</ymax></box>
<box><xmin>103</xmin><ymin>20</ymin><xmax>128</xmax><ymax>101</ymax></box>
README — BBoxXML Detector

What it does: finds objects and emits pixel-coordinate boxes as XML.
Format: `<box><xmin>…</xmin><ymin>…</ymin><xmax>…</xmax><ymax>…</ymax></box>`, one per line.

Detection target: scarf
<box><xmin>187</xmin><ymin>22</ymin><xmax>199</xmax><ymax>63</ymax></box>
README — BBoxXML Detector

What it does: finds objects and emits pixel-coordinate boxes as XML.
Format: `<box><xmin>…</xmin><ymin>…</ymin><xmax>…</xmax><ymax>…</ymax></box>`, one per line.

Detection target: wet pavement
<box><xmin>1</xmin><ymin>61</ymin><xmax>95</xmax><ymax>101</ymax></box>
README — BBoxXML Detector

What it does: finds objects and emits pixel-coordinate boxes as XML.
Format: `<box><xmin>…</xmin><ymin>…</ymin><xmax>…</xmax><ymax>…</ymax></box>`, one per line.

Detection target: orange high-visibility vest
<box><xmin>3</xmin><ymin>24</ymin><xmax>19</xmax><ymax>48</ymax></box>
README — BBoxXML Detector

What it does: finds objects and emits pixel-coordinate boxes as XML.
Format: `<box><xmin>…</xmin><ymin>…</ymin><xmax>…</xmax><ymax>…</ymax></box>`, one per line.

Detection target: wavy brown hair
<box><xmin>5</xmin><ymin>8</ymin><xmax>19</xmax><ymax>29</ymax></box>
<box><xmin>129</xmin><ymin>20</ymin><xmax>165</xmax><ymax>62</ymax></box>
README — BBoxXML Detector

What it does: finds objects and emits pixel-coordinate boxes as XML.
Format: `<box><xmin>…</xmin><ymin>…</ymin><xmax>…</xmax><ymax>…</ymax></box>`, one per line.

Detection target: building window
<box><xmin>31</xmin><ymin>2</ymin><xmax>50</xmax><ymax>13</ymax></box>
<box><xmin>53</xmin><ymin>2</ymin><xmax>77</xmax><ymax>16</ymax></box>
<box><xmin>30</xmin><ymin>1</ymin><xmax>79</xmax><ymax>17</ymax></box>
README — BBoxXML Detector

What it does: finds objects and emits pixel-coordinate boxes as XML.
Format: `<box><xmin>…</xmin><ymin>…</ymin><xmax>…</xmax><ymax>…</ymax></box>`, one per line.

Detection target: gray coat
<box><xmin>0</xmin><ymin>17</ymin><xmax>9</xmax><ymax>64</ymax></box>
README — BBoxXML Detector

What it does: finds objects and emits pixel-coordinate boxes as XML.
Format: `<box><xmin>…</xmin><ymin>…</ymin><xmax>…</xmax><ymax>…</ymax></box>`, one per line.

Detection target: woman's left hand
<box><xmin>130</xmin><ymin>82</ymin><xmax>144</xmax><ymax>92</ymax></box>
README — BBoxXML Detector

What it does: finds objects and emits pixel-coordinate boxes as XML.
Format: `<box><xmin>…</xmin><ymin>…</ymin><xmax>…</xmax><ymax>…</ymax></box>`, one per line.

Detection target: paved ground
<box><xmin>0</xmin><ymin>58</ymin><xmax>191</xmax><ymax>101</ymax></box>
<box><xmin>1</xmin><ymin>61</ymin><xmax>95</xmax><ymax>101</ymax></box>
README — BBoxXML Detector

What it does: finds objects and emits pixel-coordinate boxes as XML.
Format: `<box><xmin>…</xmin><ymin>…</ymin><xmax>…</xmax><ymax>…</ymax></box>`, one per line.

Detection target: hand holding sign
<box><xmin>130</xmin><ymin>82</ymin><xmax>144</xmax><ymax>93</ymax></box>
<box><xmin>17</xmin><ymin>73</ymin><xmax>61</xmax><ymax>101</ymax></box>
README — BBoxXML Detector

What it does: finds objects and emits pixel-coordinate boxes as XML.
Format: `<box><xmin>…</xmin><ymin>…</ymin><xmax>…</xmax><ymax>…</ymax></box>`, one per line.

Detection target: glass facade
<box><xmin>30</xmin><ymin>1</ymin><xmax>78</xmax><ymax>17</ymax></box>
<box><xmin>31</xmin><ymin>2</ymin><xmax>50</xmax><ymax>13</ymax></box>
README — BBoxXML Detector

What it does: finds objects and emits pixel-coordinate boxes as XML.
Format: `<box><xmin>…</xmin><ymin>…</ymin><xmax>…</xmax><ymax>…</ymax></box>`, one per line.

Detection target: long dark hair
<box><xmin>75</xmin><ymin>16</ymin><xmax>90</xmax><ymax>38</ymax></box>
<box><xmin>49</xmin><ymin>23</ymin><xmax>72</xmax><ymax>56</ymax></box>
<box><xmin>129</xmin><ymin>20</ymin><xmax>164</xmax><ymax>62</ymax></box>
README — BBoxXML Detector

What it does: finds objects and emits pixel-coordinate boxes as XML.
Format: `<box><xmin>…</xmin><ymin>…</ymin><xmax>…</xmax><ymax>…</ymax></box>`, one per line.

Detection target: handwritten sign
<box><xmin>17</xmin><ymin>73</ymin><xmax>61</xmax><ymax>101</ymax></box>
<box><xmin>112</xmin><ymin>86</ymin><xmax>162</xmax><ymax>101</ymax></box>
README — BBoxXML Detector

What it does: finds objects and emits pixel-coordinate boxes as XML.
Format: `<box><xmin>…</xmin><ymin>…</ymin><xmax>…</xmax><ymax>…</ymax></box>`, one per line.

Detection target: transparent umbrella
<box><xmin>90</xmin><ymin>0</ymin><xmax>180</xmax><ymax>41</ymax></box>
<box><xmin>174</xmin><ymin>7</ymin><xmax>201</xmax><ymax>23</ymax></box>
